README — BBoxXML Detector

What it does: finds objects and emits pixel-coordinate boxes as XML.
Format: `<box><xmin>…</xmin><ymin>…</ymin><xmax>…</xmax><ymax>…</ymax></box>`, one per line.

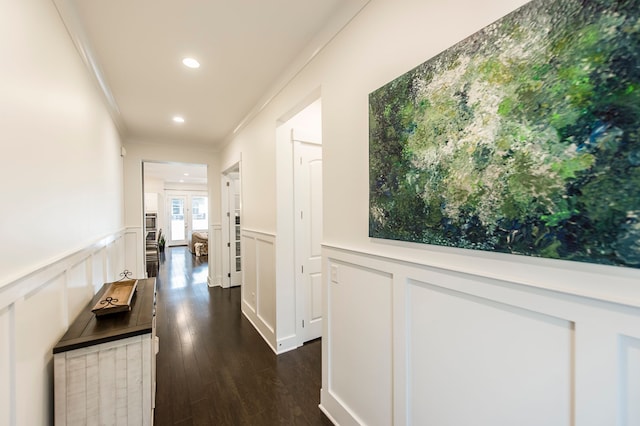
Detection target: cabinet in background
<box><xmin>144</xmin><ymin>192</ymin><xmax>159</xmax><ymax>213</ymax></box>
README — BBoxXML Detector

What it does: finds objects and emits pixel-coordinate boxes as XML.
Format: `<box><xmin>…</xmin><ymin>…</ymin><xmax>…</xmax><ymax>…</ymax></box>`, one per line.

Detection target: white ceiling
<box><xmin>54</xmin><ymin>0</ymin><xmax>369</xmax><ymax>150</ymax></box>
<box><xmin>144</xmin><ymin>162</ymin><xmax>207</xmax><ymax>185</ymax></box>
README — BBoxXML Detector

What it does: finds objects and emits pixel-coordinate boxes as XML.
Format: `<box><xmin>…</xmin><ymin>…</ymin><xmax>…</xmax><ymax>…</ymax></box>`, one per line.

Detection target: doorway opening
<box><xmin>276</xmin><ymin>96</ymin><xmax>323</xmax><ymax>350</ymax></box>
<box><xmin>221</xmin><ymin>162</ymin><xmax>242</xmax><ymax>288</ymax></box>
<box><xmin>165</xmin><ymin>192</ymin><xmax>208</xmax><ymax>248</ymax></box>
<box><xmin>142</xmin><ymin>161</ymin><xmax>209</xmax><ymax>276</ymax></box>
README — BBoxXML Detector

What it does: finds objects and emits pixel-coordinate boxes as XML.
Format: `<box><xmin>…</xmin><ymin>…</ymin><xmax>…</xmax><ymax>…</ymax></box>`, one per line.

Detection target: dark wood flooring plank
<box><xmin>153</xmin><ymin>246</ymin><xmax>329</xmax><ymax>425</ymax></box>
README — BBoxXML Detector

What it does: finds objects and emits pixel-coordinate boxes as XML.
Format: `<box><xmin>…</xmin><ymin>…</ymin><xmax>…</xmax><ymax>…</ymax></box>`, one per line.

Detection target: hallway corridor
<box><xmin>153</xmin><ymin>247</ymin><xmax>330</xmax><ymax>425</ymax></box>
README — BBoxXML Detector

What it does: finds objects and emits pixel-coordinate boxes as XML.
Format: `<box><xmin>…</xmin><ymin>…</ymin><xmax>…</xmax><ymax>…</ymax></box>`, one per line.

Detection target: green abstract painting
<box><xmin>369</xmin><ymin>0</ymin><xmax>640</xmax><ymax>268</ymax></box>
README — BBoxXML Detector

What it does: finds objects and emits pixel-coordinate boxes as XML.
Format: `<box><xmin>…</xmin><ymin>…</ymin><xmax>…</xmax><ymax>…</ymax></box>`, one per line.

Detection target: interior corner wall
<box><xmin>0</xmin><ymin>0</ymin><xmax>126</xmax><ymax>424</ymax></box>
<box><xmin>221</xmin><ymin>0</ymin><xmax>640</xmax><ymax>424</ymax></box>
<box><xmin>122</xmin><ymin>140</ymin><xmax>220</xmax><ymax>280</ymax></box>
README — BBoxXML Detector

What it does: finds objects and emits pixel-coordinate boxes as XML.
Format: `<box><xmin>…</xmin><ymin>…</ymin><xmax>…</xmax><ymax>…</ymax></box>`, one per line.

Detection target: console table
<box><xmin>53</xmin><ymin>278</ymin><xmax>157</xmax><ymax>425</ymax></box>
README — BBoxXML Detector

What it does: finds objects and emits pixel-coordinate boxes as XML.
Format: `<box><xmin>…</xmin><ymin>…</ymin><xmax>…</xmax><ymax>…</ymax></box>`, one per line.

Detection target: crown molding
<box><xmin>51</xmin><ymin>0</ymin><xmax>127</xmax><ymax>137</ymax></box>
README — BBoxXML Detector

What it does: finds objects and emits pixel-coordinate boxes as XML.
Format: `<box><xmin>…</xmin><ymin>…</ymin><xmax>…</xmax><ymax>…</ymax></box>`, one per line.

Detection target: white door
<box><xmin>295</xmin><ymin>140</ymin><xmax>323</xmax><ymax>342</ymax></box>
<box><xmin>229</xmin><ymin>176</ymin><xmax>242</xmax><ymax>287</ymax></box>
<box><xmin>223</xmin><ymin>171</ymin><xmax>242</xmax><ymax>288</ymax></box>
<box><xmin>168</xmin><ymin>195</ymin><xmax>187</xmax><ymax>246</ymax></box>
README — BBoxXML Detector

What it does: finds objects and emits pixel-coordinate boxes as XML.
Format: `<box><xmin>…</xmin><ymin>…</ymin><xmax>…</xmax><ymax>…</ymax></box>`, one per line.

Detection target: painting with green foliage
<box><xmin>369</xmin><ymin>0</ymin><xmax>640</xmax><ymax>268</ymax></box>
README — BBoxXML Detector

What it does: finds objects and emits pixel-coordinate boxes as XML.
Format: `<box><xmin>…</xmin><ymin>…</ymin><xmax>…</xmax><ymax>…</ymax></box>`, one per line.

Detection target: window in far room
<box><xmin>192</xmin><ymin>196</ymin><xmax>208</xmax><ymax>231</ymax></box>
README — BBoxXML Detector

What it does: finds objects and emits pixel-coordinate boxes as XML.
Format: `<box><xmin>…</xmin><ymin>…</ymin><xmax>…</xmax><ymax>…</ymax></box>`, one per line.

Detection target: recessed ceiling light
<box><xmin>183</xmin><ymin>173</ymin><xmax>189</xmax><ymax>176</ymax></box>
<box><xmin>182</xmin><ymin>57</ymin><xmax>200</xmax><ymax>69</ymax></box>
<box><xmin>179</xmin><ymin>179</ymin><xmax>185</xmax><ymax>183</ymax></box>
<box><xmin>172</xmin><ymin>116</ymin><xmax>185</xmax><ymax>124</ymax></box>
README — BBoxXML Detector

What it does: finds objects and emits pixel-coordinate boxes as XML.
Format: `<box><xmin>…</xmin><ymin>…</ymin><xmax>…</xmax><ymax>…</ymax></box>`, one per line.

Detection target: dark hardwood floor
<box><xmin>153</xmin><ymin>246</ymin><xmax>331</xmax><ymax>426</ymax></box>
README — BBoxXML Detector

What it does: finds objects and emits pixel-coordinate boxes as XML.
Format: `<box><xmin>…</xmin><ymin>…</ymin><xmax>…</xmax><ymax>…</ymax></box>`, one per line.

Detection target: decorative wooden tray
<box><xmin>91</xmin><ymin>279</ymin><xmax>138</xmax><ymax>316</ymax></box>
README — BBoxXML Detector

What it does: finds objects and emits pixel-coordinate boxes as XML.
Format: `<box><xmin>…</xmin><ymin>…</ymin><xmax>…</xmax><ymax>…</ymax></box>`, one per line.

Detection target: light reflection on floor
<box><xmin>168</xmin><ymin>249</ymin><xmax>187</xmax><ymax>288</ymax></box>
<box><xmin>192</xmin><ymin>268</ymin><xmax>207</xmax><ymax>284</ymax></box>
<box><xmin>162</xmin><ymin>246</ymin><xmax>209</xmax><ymax>293</ymax></box>
<box><xmin>160</xmin><ymin>246</ymin><xmax>209</xmax><ymax>353</ymax></box>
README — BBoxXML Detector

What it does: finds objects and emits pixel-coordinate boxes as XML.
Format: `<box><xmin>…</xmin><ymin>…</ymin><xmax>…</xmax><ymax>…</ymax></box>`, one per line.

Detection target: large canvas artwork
<box><xmin>369</xmin><ymin>0</ymin><xmax>640</xmax><ymax>268</ymax></box>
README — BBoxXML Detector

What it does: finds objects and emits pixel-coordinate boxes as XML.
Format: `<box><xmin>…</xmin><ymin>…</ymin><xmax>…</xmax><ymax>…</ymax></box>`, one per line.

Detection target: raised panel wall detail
<box><xmin>321</xmin><ymin>245</ymin><xmax>640</xmax><ymax>426</ymax></box>
<box><xmin>67</xmin><ymin>259</ymin><xmax>92</xmax><ymax>321</ymax></box>
<box><xmin>124</xmin><ymin>228</ymin><xmax>143</xmax><ymax>279</ymax></box>
<box><xmin>620</xmin><ymin>335</ymin><xmax>640</xmax><ymax>426</ymax></box>
<box><xmin>242</xmin><ymin>236</ymin><xmax>257</xmax><ymax>312</ymax></box>
<box><xmin>0</xmin><ymin>231</ymin><xmax>125</xmax><ymax>426</ymax></box>
<box><xmin>256</xmin><ymin>238</ymin><xmax>276</xmax><ymax>332</ymax></box>
<box><xmin>15</xmin><ymin>274</ymin><xmax>66</xmax><ymax>426</ymax></box>
<box><xmin>208</xmin><ymin>224</ymin><xmax>223</xmax><ymax>286</ymax></box>
<box><xmin>328</xmin><ymin>261</ymin><xmax>392</xmax><ymax>426</ymax></box>
<box><xmin>241</xmin><ymin>230</ymin><xmax>277</xmax><ymax>352</ymax></box>
<box><xmin>92</xmin><ymin>248</ymin><xmax>107</xmax><ymax>293</ymax></box>
<box><xmin>0</xmin><ymin>306</ymin><xmax>12</xmax><ymax>426</ymax></box>
<box><xmin>408</xmin><ymin>280</ymin><xmax>574</xmax><ymax>426</ymax></box>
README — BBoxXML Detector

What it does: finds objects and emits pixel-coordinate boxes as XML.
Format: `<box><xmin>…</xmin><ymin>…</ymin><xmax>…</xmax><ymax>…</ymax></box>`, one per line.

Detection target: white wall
<box><xmin>144</xmin><ymin>177</ymin><xmax>164</xmax><ymax>195</ymax></box>
<box><xmin>220</xmin><ymin>115</ymin><xmax>276</xmax><ymax>235</ymax></box>
<box><xmin>0</xmin><ymin>0</ymin><xmax>126</xmax><ymax>424</ymax></box>
<box><xmin>220</xmin><ymin>0</ymin><xmax>640</xmax><ymax>424</ymax></box>
<box><xmin>0</xmin><ymin>0</ymin><xmax>124</xmax><ymax>289</ymax></box>
<box><xmin>123</xmin><ymin>140</ymin><xmax>220</xmax><ymax>281</ymax></box>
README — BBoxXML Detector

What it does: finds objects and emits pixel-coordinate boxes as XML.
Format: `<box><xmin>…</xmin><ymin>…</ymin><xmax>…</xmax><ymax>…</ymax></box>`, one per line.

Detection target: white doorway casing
<box><xmin>222</xmin><ymin>164</ymin><xmax>242</xmax><ymax>288</ymax></box>
<box><xmin>140</xmin><ymin>161</ymin><xmax>209</xmax><ymax>277</ymax></box>
<box><xmin>275</xmin><ymin>97</ymin><xmax>323</xmax><ymax>352</ymax></box>
<box><xmin>165</xmin><ymin>191</ymin><xmax>209</xmax><ymax>247</ymax></box>
<box><xmin>294</xmin><ymin>139</ymin><xmax>323</xmax><ymax>342</ymax></box>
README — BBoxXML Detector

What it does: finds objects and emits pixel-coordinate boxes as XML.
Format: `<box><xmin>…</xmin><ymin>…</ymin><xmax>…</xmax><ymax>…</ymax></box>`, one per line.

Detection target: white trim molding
<box><xmin>208</xmin><ymin>224</ymin><xmax>223</xmax><ymax>287</ymax></box>
<box><xmin>0</xmin><ymin>230</ymin><xmax>127</xmax><ymax>426</ymax></box>
<box><xmin>241</xmin><ymin>229</ymin><xmax>278</xmax><ymax>353</ymax></box>
<box><xmin>124</xmin><ymin>227</ymin><xmax>145</xmax><ymax>279</ymax></box>
<box><xmin>321</xmin><ymin>244</ymin><xmax>640</xmax><ymax>426</ymax></box>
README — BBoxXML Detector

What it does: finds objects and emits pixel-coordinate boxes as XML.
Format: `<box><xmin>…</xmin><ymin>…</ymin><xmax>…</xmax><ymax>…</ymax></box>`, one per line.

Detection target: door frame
<box><xmin>293</xmin><ymin>139</ymin><xmax>323</xmax><ymax>343</ymax></box>
<box><xmin>140</xmin><ymin>160</ymin><xmax>210</xmax><ymax>277</ymax></box>
<box><xmin>221</xmin><ymin>162</ymin><xmax>242</xmax><ymax>288</ymax></box>
<box><xmin>275</xmin><ymin>95</ymin><xmax>323</xmax><ymax>351</ymax></box>
<box><xmin>165</xmin><ymin>190</ymin><xmax>209</xmax><ymax>247</ymax></box>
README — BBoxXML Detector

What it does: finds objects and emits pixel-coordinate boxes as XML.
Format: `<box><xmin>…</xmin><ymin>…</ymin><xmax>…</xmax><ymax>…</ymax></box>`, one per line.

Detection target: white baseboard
<box><xmin>206</xmin><ymin>275</ymin><xmax>220</xmax><ymax>287</ymax></box>
<box><xmin>275</xmin><ymin>334</ymin><xmax>301</xmax><ymax>354</ymax></box>
<box><xmin>241</xmin><ymin>303</ymin><xmax>277</xmax><ymax>354</ymax></box>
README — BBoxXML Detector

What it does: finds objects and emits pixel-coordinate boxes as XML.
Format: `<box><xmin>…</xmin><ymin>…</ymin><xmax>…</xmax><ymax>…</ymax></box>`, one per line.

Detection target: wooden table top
<box><xmin>53</xmin><ymin>278</ymin><xmax>156</xmax><ymax>354</ymax></box>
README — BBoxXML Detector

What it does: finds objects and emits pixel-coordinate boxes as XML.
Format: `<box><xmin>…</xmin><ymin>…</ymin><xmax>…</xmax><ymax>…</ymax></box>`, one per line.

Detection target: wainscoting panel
<box><xmin>107</xmin><ymin>235</ymin><xmax>125</xmax><ymax>282</ymax></box>
<box><xmin>620</xmin><ymin>335</ymin><xmax>640</xmax><ymax>426</ymax></box>
<box><xmin>67</xmin><ymin>258</ymin><xmax>92</xmax><ymax>323</ymax></box>
<box><xmin>0</xmin><ymin>230</ymin><xmax>125</xmax><ymax>426</ymax></box>
<box><xmin>15</xmin><ymin>273</ymin><xmax>66</xmax><ymax>426</ymax></box>
<box><xmin>407</xmin><ymin>280</ymin><xmax>573</xmax><ymax>426</ymax></box>
<box><xmin>92</xmin><ymin>247</ymin><xmax>107</xmax><ymax>293</ymax></box>
<box><xmin>124</xmin><ymin>227</ymin><xmax>144</xmax><ymax>279</ymax></box>
<box><xmin>321</xmin><ymin>245</ymin><xmax>640</xmax><ymax>426</ymax></box>
<box><xmin>242</xmin><ymin>236</ymin><xmax>257</xmax><ymax>312</ymax></box>
<box><xmin>326</xmin><ymin>260</ymin><xmax>393</xmax><ymax>426</ymax></box>
<box><xmin>241</xmin><ymin>230</ymin><xmax>277</xmax><ymax>352</ymax></box>
<box><xmin>0</xmin><ymin>305</ymin><xmax>12</xmax><ymax>426</ymax></box>
<box><xmin>208</xmin><ymin>224</ymin><xmax>222</xmax><ymax>287</ymax></box>
<box><xmin>256</xmin><ymin>237</ymin><xmax>276</xmax><ymax>333</ymax></box>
